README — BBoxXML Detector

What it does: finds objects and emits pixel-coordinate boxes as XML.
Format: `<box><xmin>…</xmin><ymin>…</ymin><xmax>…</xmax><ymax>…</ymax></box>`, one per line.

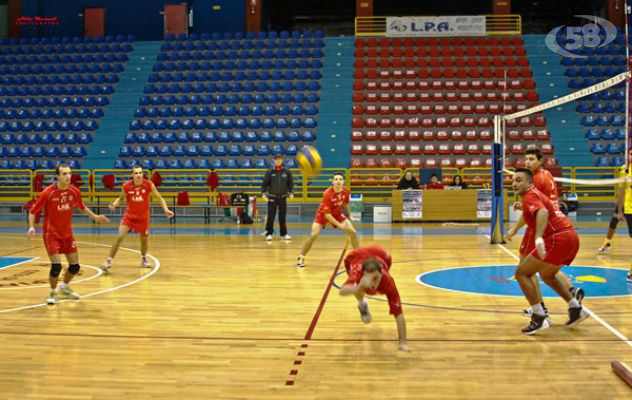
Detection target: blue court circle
<box><xmin>418</xmin><ymin>265</ymin><xmax>632</xmax><ymax>298</ymax></box>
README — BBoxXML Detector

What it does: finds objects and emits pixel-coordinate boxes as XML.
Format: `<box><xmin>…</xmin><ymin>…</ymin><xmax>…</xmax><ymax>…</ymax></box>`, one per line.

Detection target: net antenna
<box><xmin>625</xmin><ymin>2</ymin><xmax>631</xmax><ymax>169</ymax></box>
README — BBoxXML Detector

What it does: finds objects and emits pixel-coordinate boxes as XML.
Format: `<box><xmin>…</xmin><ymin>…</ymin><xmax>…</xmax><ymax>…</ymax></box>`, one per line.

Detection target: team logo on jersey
<box><xmin>57</xmin><ymin>203</ymin><xmax>71</xmax><ymax>211</ymax></box>
<box><xmin>132</xmin><ymin>196</ymin><xmax>144</xmax><ymax>202</ymax></box>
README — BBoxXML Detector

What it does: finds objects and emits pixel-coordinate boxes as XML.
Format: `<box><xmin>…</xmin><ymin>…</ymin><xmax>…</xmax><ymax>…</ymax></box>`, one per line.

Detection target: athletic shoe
<box><xmin>99</xmin><ymin>258</ymin><xmax>112</xmax><ymax>273</ymax></box>
<box><xmin>522</xmin><ymin>302</ymin><xmax>549</xmax><ymax>318</ymax></box>
<box><xmin>59</xmin><ymin>285</ymin><xmax>80</xmax><ymax>300</ymax></box>
<box><xmin>626</xmin><ymin>274</ymin><xmax>632</xmax><ymax>283</ymax></box>
<box><xmin>597</xmin><ymin>242</ymin><xmax>612</xmax><ymax>253</ymax></box>
<box><xmin>46</xmin><ymin>289</ymin><xmax>57</xmax><ymax>305</ymax></box>
<box><xmin>566</xmin><ymin>306</ymin><xmax>589</xmax><ymax>327</ymax></box>
<box><xmin>260</xmin><ymin>231</ymin><xmax>268</xmax><ymax>237</ymax></box>
<box><xmin>521</xmin><ymin>313</ymin><xmax>550</xmax><ymax>335</ymax></box>
<box><xmin>140</xmin><ymin>257</ymin><xmax>151</xmax><ymax>268</ymax></box>
<box><xmin>570</xmin><ymin>286</ymin><xmax>585</xmax><ymax>303</ymax></box>
<box><xmin>281</xmin><ymin>235</ymin><xmax>292</xmax><ymax>241</ymax></box>
<box><xmin>358</xmin><ymin>301</ymin><xmax>372</xmax><ymax>324</ymax></box>
<box><xmin>296</xmin><ymin>255</ymin><xmax>306</xmax><ymax>268</ymax></box>
<box><xmin>266</xmin><ymin>234</ymin><xmax>273</xmax><ymax>241</ymax></box>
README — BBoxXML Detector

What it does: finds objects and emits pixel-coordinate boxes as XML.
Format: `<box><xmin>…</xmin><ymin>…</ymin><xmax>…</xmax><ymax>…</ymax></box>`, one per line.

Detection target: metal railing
<box><xmin>0</xmin><ymin>166</ymin><xmax>621</xmax><ymax>204</ymax></box>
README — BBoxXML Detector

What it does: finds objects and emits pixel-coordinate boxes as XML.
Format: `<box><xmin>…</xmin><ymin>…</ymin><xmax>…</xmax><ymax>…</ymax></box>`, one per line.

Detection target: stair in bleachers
<box><xmin>316</xmin><ymin>37</ymin><xmax>355</xmax><ymax>168</ymax></box>
<box><xmin>85</xmin><ymin>41</ymin><xmax>163</xmax><ymax>169</ymax></box>
<box><xmin>524</xmin><ymin>35</ymin><xmax>593</xmax><ymax>167</ymax></box>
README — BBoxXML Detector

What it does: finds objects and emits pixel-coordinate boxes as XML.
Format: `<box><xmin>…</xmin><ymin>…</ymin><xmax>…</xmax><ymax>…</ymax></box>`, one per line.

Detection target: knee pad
<box><xmin>68</xmin><ymin>263</ymin><xmax>80</xmax><ymax>275</ymax></box>
<box><xmin>609</xmin><ymin>217</ymin><xmax>620</xmax><ymax>230</ymax></box>
<box><xmin>50</xmin><ymin>263</ymin><xmax>62</xmax><ymax>278</ymax></box>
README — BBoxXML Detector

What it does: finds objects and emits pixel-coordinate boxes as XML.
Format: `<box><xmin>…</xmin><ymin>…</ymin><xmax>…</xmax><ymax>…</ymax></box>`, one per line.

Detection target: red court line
<box><xmin>303</xmin><ymin>242</ymin><xmax>349</xmax><ymax>340</ymax></box>
<box><xmin>285</xmin><ymin>241</ymin><xmax>350</xmax><ymax>385</ymax></box>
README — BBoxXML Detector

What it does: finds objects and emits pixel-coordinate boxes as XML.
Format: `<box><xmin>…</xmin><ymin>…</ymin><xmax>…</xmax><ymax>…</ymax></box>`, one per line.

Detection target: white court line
<box><xmin>0</xmin><ymin>238</ymin><xmax>160</xmax><ymax>314</ymax></box>
<box><xmin>488</xmin><ymin>235</ymin><xmax>632</xmax><ymax>348</ymax></box>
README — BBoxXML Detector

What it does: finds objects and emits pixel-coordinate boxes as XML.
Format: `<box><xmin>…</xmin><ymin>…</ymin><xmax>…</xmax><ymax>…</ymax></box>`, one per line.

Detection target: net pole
<box><xmin>490</xmin><ymin>115</ymin><xmax>505</xmax><ymax>244</ymax></box>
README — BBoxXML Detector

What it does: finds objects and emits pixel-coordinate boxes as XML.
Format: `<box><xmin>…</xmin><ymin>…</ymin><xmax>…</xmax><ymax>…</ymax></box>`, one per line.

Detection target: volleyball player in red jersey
<box><xmin>101</xmin><ymin>166</ymin><xmax>174</xmax><ymax>271</ymax></box>
<box><xmin>296</xmin><ymin>172</ymin><xmax>359</xmax><ymax>268</ymax></box>
<box><xmin>511</xmin><ymin>169</ymin><xmax>589</xmax><ymax>334</ymax></box>
<box><xmin>339</xmin><ymin>245</ymin><xmax>409</xmax><ymax>351</ymax></box>
<box><xmin>506</xmin><ymin>148</ymin><xmax>583</xmax><ymax>318</ymax></box>
<box><xmin>27</xmin><ymin>164</ymin><xmax>110</xmax><ymax>305</ymax></box>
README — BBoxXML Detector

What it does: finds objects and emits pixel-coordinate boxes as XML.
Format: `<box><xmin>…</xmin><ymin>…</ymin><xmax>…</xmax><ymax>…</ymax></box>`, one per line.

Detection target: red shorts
<box><xmin>44</xmin><ymin>235</ymin><xmax>77</xmax><ymax>256</ymax></box>
<box><xmin>122</xmin><ymin>216</ymin><xmax>150</xmax><ymax>236</ymax></box>
<box><xmin>519</xmin><ymin>228</ymin><xmax>535</xmax><ymax>257</ymax></box>
<box><xmin>314</xmin><ymin>212</ymin><xmax>346</xmax><ymax>228</ymax></box>
<box><xmin>529</xmin><ymin>229</ymin><xmax>580</xmax><ymax>266</ymax></box>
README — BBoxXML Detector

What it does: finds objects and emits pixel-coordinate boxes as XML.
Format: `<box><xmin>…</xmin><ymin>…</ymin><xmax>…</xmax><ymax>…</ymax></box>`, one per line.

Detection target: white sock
<box><xmin>568</xmin><ymin>298</ymin><xmax>580</xmax><ymax>308</ymax></box>
<box><xmin>357</xmin><ymin>299</ymin><xmax>367</xmax><ymax>307</ymax></box>
<box><xmin>532</xmin><ymin>303</ymin><xmax>545</xmax><ymax>316</ymax></box>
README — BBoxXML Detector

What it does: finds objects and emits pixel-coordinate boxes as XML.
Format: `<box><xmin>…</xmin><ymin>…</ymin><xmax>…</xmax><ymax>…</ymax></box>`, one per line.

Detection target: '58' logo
<box><xmin>545</xmin><ymin>15</ymin><xmax>617</xmax><ymax>59</ymax></box>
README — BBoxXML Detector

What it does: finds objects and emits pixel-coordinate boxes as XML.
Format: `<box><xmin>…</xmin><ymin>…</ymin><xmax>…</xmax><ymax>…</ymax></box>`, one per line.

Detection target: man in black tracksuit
<box><xmin>261</xmin><ymin>155</ymin><xmax>294</xmax><ymax>241</ymax></box>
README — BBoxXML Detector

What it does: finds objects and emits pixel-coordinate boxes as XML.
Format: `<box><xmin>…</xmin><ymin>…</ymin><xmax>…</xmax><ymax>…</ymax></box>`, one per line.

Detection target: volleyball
<box><xmin>296</xmin><ymin>146</ymin><xmax>323</xmax><ymax>177</ymax></box>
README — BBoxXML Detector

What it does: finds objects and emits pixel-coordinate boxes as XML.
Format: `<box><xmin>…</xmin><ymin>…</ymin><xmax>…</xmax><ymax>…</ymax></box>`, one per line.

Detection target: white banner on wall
<box><xmin>386</xmin><ymin>16</ymin><xmax>486</xmax><ymax>37</ymax></box>
<box><xmin>402</xmin><ymin>190</ymin><xmax>423</xmax><ymax>219</ymax></box>
<box><xmin>477</xmin><ymin>189</ymin><xmax>492</xmax><ymax>219</ymax></box>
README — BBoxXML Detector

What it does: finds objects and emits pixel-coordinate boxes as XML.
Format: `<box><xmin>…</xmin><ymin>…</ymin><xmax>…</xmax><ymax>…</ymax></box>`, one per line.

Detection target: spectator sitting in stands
<box><xmin>397</xmin><ymin>170</ymin><xmax>420</xmax><ymax>190</ymax></box>
<box><xmin>425</xmin><ymin>173</ymin><xmax>444</xmax><ymax>190</ymax></box>
<box><xmin>446</xmin><ymin>175</ymin><xmax>468</xmax><ymax>190</ymax></box>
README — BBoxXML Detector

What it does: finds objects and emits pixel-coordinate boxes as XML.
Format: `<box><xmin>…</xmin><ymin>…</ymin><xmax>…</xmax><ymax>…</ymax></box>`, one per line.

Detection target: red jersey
<box><xmin>533</xmin><ymin>168</ymin><xmax>558</xmax><ymax>201</ymax></box>
<box><xmin>30</xmin><ymin>184</ymin><xmax>85</xmax><ymax>239</ymax></box>
<box><xmin>343</xmin><ymin>245</ymin><xmax>402</xmax><ymax>316</ymax></box>
<box><xmin>316</xmin><ymin>187</ymin><xmax>350</xmax><ymax>217</ymax></box>
<box><xmin>521</xmin><ymin>187</ymin><xmax>573</xmax><ymax>237</ymax></box>
<box><xmin>425</xmin><ymin>182</ymin><xmax>444</xmax><ymax>190</ymax></box>
<box><xmin>123</xmin><ymin>180</ymin><xmax>153</xmax><ymax>220</ymax></box>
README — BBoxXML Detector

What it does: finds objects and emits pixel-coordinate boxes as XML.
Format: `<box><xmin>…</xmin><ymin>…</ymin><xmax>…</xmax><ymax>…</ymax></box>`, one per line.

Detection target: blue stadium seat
<box><xmin>186</xmin><ymin>145</ymin><xmax>199</xmax><ymax>156</ymax></box>
<box><xmin>200</xmin><ymin>145</ymin><xmax>213</xmax><ymax>156</ymax></box>
<box><xmin>145</xmin><ymin>146</ymin><xmax>158</xmax><ymax>157</ymax></box>
<box><xmin>255</xmin><ymin>159</ymin><xmax>268</xmax><ymax>168</ymax></box>
<box><xmin>257</xmin><ymin>145</ymin><xmax>271</xmax><ymax>156</ymax></box>
<box><xmin>215</xmin><ymin>145</ymin><xmax>228</xmax><ymax>156</ymax></box>
<box><xmin>212</xmin><ymin>159</ymin><xmax>225</xmax><ymax>169</ymax></box>
<box><xmin>169</xmin><ymin>159</ymin><xmax>183</xmax><ymax>169</ymax></box>
<box><xmin>114</xmin><ymin>159</ymin><xmax>127</xmax><ymax>169</ymax></box>
<box><xmin>595</xmin><ymin>156</ymin><xmax>610</xmax><ymax>166</ymax></box>
<box><xmin>616</xmin><ymin>128</ymin><xmax>626</xmax><ymax>140</ymax></box>
<box><xmin>601</xmin><ymin>129</ymin><xmax>615</xmax><ymax>140</ymax></box>
<box><xmin>245</xmin><ymin>131</ymin><xmax>258</xmax><ymax>142</ymax></box>
<box><xmin>226</xmin><ymin>159</ymin><xmax>238</xmax><ymax>169</ymax></box>
<box><xmin>197</xmin><ymin>159</ymin><xmax>210</xmax><ymax>169</ymax></box>
<box><xmin>302</xmin><ymin>131</ymin><xmax>315</xmax><ymax>141</ymax></box>
<box><xmin>285</xmin><ymin>158</ymin><xmax>297</xmax><ymax>168</ymax></box>
<box><xmin>229</xmin><ymin>145</ymin><xmax>242</xmax><ymax>156</ymax></box>
<box><xmin>119</xmin><ymin>146</ymin><xmax>132</xmax><ymax>157</ymax></box>
<box><xmin>591</xmin><ymin>143</ymin><xmax>606</xmax><ymax>154</ymax></box>
<box><xmin>158</xmin><ymin>146</ymin><xmax>172</xmax><ymax>157</ymax></box>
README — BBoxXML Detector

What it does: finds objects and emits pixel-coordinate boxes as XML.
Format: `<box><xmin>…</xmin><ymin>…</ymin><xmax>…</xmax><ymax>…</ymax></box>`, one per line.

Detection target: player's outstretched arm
<box><xmin>395</xmin><ymin>313</ymin><xmax>409</xmax><ymax>351</ymax></box>
<box><xmin>26</xmin><ymin>213</ymin><xmax>37</xmax><ymax>238</ymax></box>
<box><xmin>505</xmin><ymin>214</ymin><xmax>526</xmax><ymax>241</ymax></box>
<box><xmin>109</xmin><ymin>188</ymin><xmax>125</xmax><ymax>210</ymax></box>
<box><xmin>151</xmin><ymin>183</ymin><xmax>174</xmax><ymax>218</ymax></box>
<box><xmin>344</xmin><ymin>203</ymin><xmax>359</xmax><ymax>222</ymax></box>
<box><xmin>81</xmin><ymin>206</ymin><xmax>110</xmax><ymax>224</ymax></box>
<box><xmin>534</xmin><ymin>208</ymin><xmax>549</xmax><ymax>258</ymax></box>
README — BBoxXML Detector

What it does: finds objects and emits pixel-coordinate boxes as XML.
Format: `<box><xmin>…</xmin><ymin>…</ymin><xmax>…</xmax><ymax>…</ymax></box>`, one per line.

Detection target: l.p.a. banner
<box><xmin>476</xmin><ymin>189</ymin><xmax>492</xmax><ymax>218</ymax></box>
<box><xmin>402</xmin><ymin>190</ymin><xmax>423</xmax><ymax>219</ymax></box>
<box><xmin>386</xmin><ymin>16</ymin><xmax>486</xmax><ymax>37</ymax></box>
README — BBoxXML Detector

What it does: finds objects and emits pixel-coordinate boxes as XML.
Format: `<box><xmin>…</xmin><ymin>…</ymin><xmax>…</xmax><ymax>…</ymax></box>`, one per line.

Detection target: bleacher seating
<box><xmin>0</xmin><ymin>35</ymin><xmax>134</xmax><ymax>169</ymax></box>
<box><xmin>559</xmin><ymin>32</ymin><xmax>628</xmax><ymax>166</ymax></box>
<box><xmin>121</xmin><ymin>30</ymin><xmax>323</xmax><ymax>169</ymax></box>
<box><xmin>350</xmin><ymin>36</ymin><xmax>550</xmax><ymax>169</ymax></box>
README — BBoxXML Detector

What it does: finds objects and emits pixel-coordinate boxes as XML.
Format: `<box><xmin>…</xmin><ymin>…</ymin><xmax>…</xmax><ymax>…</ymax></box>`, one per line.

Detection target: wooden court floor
<box><xmin>1</xmin><ymin>224</ymin><xmax>632</xmax><ymax>399</ymax></box>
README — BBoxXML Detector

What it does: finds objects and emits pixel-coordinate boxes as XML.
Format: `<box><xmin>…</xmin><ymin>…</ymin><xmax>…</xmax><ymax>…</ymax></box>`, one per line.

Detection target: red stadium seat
<box><xmin>351</xmin><ymin>131</ymin><xmax>363</xmax><ymax>141</ymax></box>
<box><xmin>380</xmin><ymin>130</ymin><xmax>392</xmax><ymax>141</ymax></box>
<box><xmin>409</xmin><ymin>144</ymin><xmax>422</xmax><ymax>154</ymax></box>
<box><xmin>425</xmin><ymin>158</ymin><xmax>438</xmax><ymax>167</ymax></box>
<box><xmin>409</xmin><ymin>130</ymin><xmax>421</xmax><ymax>141</ymax></box>
<box><xmin>424</xmin><ymin>144</ymin><xmax>437</xmax><ymax>155</ymax></box>
<box><xmin>350</xmin><ymin>157</ymin><xmax>363</xmax><ymax>168</ymax></box>
<box><xmin>365</xmin><ymin>130</ymin><xmax>378</xmax><ymax>141</ymax></box>
<box><xmin>410</xmin><ymin>158</ymin><xmax>422</xmax><ymax>167</ymax></box>
<box><xmin>453</xmin><ymin>143</ymin><xmax>466</xmax><ymax>154</ymax></box>
<box><xmin>541</xmin><ymin>143</ymin><xmax>554</xmax><ymax>154</ymax></box>
<box><xmin>395</xmin><ymin>158</ymin><xmax>409</xmax><ymax>169</ymax></box>
<box><xmin>394</xmin><ymin>144</ymin><xmax>408</xmax><ymax>155</ymax></box>
<box><xmin>451</xmin><ymin>130</ymin><xmax>464</xmax><ymax>141</ymax></box>
<box><xmin>465</xmin><ymin>130</ymin><xmax>478</xmax><ymax>141</ymax></box>
<box><xmin>467</xmin><ymin>144</ymin><xmax>480</xmax><ymax>154</ymax></box>
<box><xmin>351</xmin><ymin>144</ymin><xmax>364</xmax><ymax>155</ymax></box>
<box><xmin>438</xmin><ymin>143</ymin><xmax>451</xmax><ymax>154</ymax></box>
<box><xmin>536</xmin><ymin>129</ymin><xmax>550</xmax><ymax>141</ymax></box>
<box><xmin>436</xmin><ymin>130</ymin><xmax>449</xmax><ymax>140</ymax></box>
<box><xmin>352</xmin><ymin>117</ymin><xmax>364</xmax><ymax>128</ymax></box>
<box><xmin>422</xmin><ymin>130</ymin><xmax>435</xmax><ymax>141</ymax></box>
<box><xmin>394</xmin><ymin>130</ymin><xmax>407</xmax><ymax>141</ymax></box>
<box><xmin>366</xmin><ymin>158</ymin><xmax>378</xmax><ymax>168</ymax></box>
<box><xmin>480</xmin><ymin>130</ymin><xmax>492</xmax><ymax>141</ymax></box>
<box><xmin>366</xmin><ymin>144</ymin><xmax>378</xmax><ymax>155</ymax></box>
<box><xmin>455</xmin><ymin>158</ymin><xmax>467</xmax><ymax>168</ymax></box>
